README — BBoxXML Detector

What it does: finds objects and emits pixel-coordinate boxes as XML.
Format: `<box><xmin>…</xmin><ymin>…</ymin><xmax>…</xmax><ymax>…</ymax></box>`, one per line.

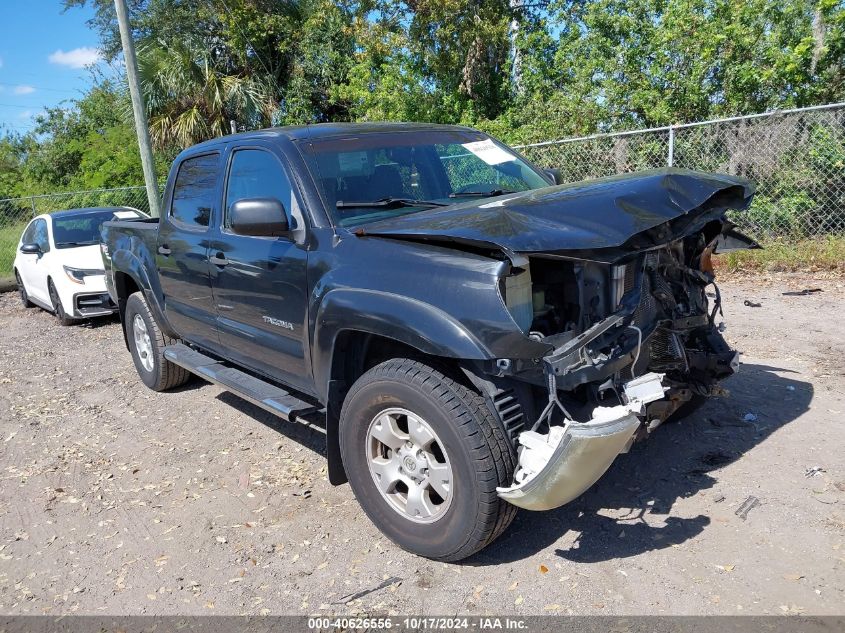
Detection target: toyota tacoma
<box><xmin>101</xmin><ymin>123</ymin><xmax>756</xmax><ymax>561</ymax></box>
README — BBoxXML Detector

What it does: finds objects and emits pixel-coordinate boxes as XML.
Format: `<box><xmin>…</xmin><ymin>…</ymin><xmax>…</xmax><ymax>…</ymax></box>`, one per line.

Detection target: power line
<box><xmin>0</xmin><ymin>83</ymin><xmax>82</xmax><ymax>95</ymax></box>
<box><xmin>0</xmin><ymin>102</ymin><xmax>45</xmax><ymax>109</ymax></box>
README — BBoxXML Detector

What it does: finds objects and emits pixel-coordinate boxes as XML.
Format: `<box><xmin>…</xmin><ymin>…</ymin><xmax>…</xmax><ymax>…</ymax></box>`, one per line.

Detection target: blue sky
<box><xmin>0</xmin><ymin>1</ymin><xmax>108</xmax><ymax>134</ymax></box>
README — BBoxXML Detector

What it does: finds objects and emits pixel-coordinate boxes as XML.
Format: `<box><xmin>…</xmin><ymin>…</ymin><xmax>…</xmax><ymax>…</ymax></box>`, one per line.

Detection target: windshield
<box><xmin>53</xmin><ymin>209</ymin><xmax>142</xmax><ymax>248</ymax></box>
<box><xmin>299</xmin><ymin>130</ymin><xmax>550</xmax><ymax>226</ymax></box>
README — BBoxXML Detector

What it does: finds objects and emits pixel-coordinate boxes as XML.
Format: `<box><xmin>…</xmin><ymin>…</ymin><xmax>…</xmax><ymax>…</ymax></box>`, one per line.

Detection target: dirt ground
<box><xmin>0</xmin><ymin>274</ymin><xmax>843</xmax><ymax>617</ymax></box>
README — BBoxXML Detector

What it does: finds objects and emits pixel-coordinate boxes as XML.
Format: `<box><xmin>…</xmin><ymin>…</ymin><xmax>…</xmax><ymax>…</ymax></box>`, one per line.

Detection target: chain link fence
<box><xmin>516</xmin><ymin>103</ymin><xmax>845</xmax><ymax>241</ymax></box>
<box><xmin>2</xmin><ymin>103</ymin><xmax>843</xmax><ymax>278</ymax></box>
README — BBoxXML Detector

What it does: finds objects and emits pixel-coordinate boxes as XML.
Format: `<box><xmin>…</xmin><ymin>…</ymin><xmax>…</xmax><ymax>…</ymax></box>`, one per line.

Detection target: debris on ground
<box><xmin>805</xmin><ymin>467</ymin><xmax>826</xmax><ymax>478</ymax></box>
<box><xmin>743</xmin><ymin>300</ymin><xmax>762</xmax><ymax>307</ymax></box>
<box><xmin>335</xmin><ymin>577</ymin><xmax>402</xmax><ymax>604</ymax></box>
<box><xmin>735</xmin><ymin>496</ymin><xmax>762</xmax><ymax>520</ymax></box>
<box><xmin>782</xmin><ymin>288</ymin><xmax>823</xmax><ymax>296</ymax></box>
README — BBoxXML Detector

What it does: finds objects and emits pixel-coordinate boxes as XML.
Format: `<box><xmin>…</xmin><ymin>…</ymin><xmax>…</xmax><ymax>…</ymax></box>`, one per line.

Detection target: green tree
<box><xmin>138</xmin><ymin>38</ymin><xmax>277</xmax><ymax>148</ymax></box>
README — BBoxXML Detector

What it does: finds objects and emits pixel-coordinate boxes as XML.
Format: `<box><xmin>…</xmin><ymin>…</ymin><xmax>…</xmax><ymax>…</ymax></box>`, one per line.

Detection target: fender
<box><xmin>312</xmin><ymin>288</ymin><xmax>495</xmax><ymax>403</ymax></box>
<box><xmin>111</xmin><ymin>248</ymin><xmax>177</xmax><ymax>342</ymax></box>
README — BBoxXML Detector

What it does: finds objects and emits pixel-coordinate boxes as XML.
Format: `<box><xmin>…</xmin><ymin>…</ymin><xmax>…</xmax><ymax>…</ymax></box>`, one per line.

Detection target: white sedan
<box><xmin>14</xmin><ymin>207</ymin><xmax>146</xmax><ymax>325</ymax></box>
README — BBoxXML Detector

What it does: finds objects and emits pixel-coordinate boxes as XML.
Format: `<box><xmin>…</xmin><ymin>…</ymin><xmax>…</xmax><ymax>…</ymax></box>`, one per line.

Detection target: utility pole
<box><xmin>114</xmin><ymin>0</ymin><xmax>161</xmax><ymax>217</ymax></box>
<box><xmin>509</xmin><ymin>0</ymin><xmax>524</xmax><ymax>95</ymax></box>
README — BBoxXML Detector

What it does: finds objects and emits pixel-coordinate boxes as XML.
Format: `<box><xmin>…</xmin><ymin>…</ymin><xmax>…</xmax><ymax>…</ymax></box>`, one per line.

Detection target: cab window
<box><xmin>224</xmin><ymin>149</ymin><xmax>295</xmax><ymax>229</ymax></box>
<box><xmin>171</xmin><ymin>153</ymin><xmax>219</xmax><ymax>228</ymax></box>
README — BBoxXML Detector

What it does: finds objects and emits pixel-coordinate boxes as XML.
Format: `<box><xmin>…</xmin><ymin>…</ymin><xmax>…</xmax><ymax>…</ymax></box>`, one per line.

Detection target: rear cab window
<box><xmin>170</xmin><ymin>153</ymin><xmax>220</xmax><ymax>229</ymax></box>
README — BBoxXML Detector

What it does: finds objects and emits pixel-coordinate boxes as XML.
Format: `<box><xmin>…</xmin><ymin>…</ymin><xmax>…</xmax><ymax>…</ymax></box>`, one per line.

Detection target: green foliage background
<box><xmin>0</xmin><ymin>0</ymin><xmax>843</xmax><ymax>198</ymax></box>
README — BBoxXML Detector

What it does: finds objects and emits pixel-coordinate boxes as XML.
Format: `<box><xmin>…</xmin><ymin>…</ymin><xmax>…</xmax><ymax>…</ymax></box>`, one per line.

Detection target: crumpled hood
<box><xmin>358</xmin><ymin>168</ymin><xmax>754</xmax><ymax>256</ymax></box>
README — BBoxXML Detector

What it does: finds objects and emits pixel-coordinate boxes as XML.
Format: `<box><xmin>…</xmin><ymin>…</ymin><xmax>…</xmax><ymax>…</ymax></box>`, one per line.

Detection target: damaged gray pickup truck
<box><xmin>101</xmin><ymin>123</ymin><xmax>756</xmax><ymax>561</ymax></box>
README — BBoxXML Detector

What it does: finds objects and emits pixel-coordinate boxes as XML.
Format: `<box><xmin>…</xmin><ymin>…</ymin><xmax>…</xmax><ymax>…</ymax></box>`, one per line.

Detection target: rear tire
<box><xmin>15</xmin><ymin>271</ymin><xmax>34</xmax><ymax>308</ymax></box>
<box><xmin>125</xmin><ymin>291</ymin><xmax>190</xmax><ymax>391</ymax></box>
<box><xmin>339</xmin><ymin>358</ymin><xmax>517</xmax><ymax>561</ymax></box>
<box><xmin>48</xmin><ymin>279</ymin><xmax>75</xmax><ymax>326</ymax></box>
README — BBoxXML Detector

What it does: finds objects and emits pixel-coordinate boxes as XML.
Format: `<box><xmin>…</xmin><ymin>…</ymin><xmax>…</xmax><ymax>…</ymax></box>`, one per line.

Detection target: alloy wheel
<box><xmin>365</xmin><ymin>407</ymin><xmax>453</xmax><ymax>523</ymax></box>
<box><xmin>132</xmin><ymin>314</ymin><xmax>155</xmax><ymax>372</ymax></box>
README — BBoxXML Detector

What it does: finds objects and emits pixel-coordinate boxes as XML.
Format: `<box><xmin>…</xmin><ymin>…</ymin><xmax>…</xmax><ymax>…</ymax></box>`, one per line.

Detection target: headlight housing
<box><xmin>500</xmin><ymin>269</ymin><xmax>533</xmax><ymax>332</ymax></box>
<box><xmin>63</xmin><ymin>265</ymin><xmax>104</xmax><ymax>284</ymax></box>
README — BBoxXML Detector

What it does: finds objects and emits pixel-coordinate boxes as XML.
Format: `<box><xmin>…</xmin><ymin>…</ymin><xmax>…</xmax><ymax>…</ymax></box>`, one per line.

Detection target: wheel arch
<box><xmin>110</xmin><ymin>250</ymin><xmax>176</xmax><ymax>345</ymax></box>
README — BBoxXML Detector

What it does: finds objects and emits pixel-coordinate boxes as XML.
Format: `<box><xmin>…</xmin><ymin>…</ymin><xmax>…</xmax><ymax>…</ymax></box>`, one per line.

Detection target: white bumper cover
<box><xmin>497</xmin><ymin>372</ymin><xmax>666</xmax><ymax>511</ymax></box>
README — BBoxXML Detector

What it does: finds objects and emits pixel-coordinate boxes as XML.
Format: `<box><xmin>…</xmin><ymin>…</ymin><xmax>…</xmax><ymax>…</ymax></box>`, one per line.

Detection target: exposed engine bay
<box><xmin>493</xmin><ymin>221</ymin><xmax>749</xmax><ymax>510</ymax></box>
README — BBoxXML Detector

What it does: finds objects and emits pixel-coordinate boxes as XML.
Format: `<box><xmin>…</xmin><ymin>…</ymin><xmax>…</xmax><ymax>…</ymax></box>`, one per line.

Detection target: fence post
<box><xmin>667</xmin><ymin>125</ymin><xmax>675</xmax><ymax>167</ymax></box>
<box><xmin>30</xmin><ymin>196</ymin><xmax>36</xmax><ymax>218</ymax></box>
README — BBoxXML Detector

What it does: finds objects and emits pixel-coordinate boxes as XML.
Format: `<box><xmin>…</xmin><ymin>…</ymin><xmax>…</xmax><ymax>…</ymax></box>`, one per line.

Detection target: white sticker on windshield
<box><xmin>461</xmin><ymin>139</ymin><xmax>516</xmax><ymax>166</ymax></box>
<box><xmin>337</xmin><ymin>151</ymin><xmax>371</xmax><ymax>175</ymax></box>
<box><xmin>113</xmin><ymin>210</ymin><xmax>140</xmax><ymax>219</ymax></box>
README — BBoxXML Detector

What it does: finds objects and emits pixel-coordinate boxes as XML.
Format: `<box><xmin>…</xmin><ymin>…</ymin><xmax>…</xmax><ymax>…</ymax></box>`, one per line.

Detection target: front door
<box><xmin>157</xmin><ymin>152</ymin><xmax>221</xmax><ymax>351</ymax></box>
<box><xmin>209</xmin><ymin>147</ymin><xmax>311</xmax><ymax>393</ymax></box>
<box><xmin>17</xmin><ymin>218</ymin><xmax>52</xmax><ymax>304</ymax></box>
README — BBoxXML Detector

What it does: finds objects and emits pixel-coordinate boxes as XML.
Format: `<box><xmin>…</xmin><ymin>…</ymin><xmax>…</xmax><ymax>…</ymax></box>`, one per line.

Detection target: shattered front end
<box><xmin>492</xmin><ymin>220</ymin><xmax>752</xmax><ymax>511</ymax></box>
<box><xmin>498</xmin><ymin>373</ymin><xmax>666</xmax><ymax>510</ymax></box>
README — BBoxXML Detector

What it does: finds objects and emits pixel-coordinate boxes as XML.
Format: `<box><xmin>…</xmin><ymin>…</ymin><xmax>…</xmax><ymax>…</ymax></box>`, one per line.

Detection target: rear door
<box><xmin>157</xmin><ymin>152</ymin><xmax>221</xmax><ymax>351</ymax></box>
<box><xmin>208</xmin><ymin>145</ymin><xmax>311</xmax><ymax>393</ymax></box>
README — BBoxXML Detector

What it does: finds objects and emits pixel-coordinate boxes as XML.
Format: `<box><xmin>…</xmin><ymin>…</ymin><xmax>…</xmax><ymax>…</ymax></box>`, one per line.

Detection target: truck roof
<box><xmin>185</xmin><ymin>122</ymin><xmax>480</xmax><ymax>153</ymax></box>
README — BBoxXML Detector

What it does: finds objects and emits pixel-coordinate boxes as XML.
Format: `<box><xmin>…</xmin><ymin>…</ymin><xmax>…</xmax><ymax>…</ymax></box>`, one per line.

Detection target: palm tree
<box><xmin>137</xmin><ymin>38</ymin><xmax>278</xmax><ymax>149</ymax></box>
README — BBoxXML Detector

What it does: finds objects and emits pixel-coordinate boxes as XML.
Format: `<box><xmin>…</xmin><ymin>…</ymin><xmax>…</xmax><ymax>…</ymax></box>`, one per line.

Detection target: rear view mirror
<box><xmin>544</xmin><ymin>168</ymin><xmax>564</xmax><ymax>185</ymax></box>
<box><xmin>20</xmin><ymin>243</ymin><xmax>41</xmax><ymax>254</ymax></box>
<box><xmin>229</xmin><ymin>198</ymin><xmax>289</xmax><ymax>237</ymax></box>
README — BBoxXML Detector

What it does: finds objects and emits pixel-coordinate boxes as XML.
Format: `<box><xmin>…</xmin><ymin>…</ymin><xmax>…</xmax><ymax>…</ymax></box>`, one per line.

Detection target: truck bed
<box><xmin>102</xmin><ymin>217</ymin><xmax>159</xmax><ymax>249</ymax></box>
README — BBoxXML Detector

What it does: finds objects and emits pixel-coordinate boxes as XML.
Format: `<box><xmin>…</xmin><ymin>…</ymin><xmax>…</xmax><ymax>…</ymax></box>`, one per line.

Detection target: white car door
<box><xmin>21</xmin><ymin>217</ymin><xmax>52</xmax><ymax>304</ymax></box>
<box><xmin>16</xmin><ymin>219</ymin><xmax>42</xmax><ymax>303</ymax></box>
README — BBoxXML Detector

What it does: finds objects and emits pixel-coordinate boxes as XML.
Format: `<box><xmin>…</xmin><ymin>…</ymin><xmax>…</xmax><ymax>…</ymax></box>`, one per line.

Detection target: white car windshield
<box><xmin>53</xmin><ymin>209</ymin><xmax>141</xmax><ymax>248</ymax></box>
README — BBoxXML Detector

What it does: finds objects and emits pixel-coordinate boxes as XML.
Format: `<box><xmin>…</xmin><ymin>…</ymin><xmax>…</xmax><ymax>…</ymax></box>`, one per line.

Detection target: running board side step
<box><xmin>163</xmin><ymin>343</ymin><xmax>322</xmax><ymax>429</ymax></box>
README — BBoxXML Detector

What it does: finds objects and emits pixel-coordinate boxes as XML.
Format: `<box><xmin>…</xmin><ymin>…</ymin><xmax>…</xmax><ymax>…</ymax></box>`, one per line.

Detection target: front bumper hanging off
<box><xmin>497</xmin><ymin>373</ymin><xmax>666</xmax><ymax>511</ymax></box>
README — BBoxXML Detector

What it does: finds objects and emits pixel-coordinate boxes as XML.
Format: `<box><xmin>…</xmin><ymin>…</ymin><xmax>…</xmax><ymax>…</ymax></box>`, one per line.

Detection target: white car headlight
<box><xmin>63</xmin><ymin>266</ymin><xmax>104</xmax><ymax>285</ymax></box>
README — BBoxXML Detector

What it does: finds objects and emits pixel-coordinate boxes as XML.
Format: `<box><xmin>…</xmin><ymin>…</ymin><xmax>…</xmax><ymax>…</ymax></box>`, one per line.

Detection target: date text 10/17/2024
<box><xmin>307</xmin><ymin>617</ymin><xmax>528</xmax><ymax>630</ymax></box>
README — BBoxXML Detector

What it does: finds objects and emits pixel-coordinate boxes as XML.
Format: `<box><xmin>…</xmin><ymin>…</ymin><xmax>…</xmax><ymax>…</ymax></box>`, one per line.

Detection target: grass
<box><xmin>714</xmin><ymin>235</ymin><xmax>845</xmax><ymax>276</ymax></box>
<box><xmin>0</xmin><ymin>222</ymin><xmax>28</xmax><ymax>280</ymax></box>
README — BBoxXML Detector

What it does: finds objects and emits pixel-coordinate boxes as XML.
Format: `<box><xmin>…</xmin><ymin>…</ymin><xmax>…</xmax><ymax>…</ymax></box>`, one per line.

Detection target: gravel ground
<box><xmin>0</xmin><ymin>274</ymin><xmax>843</xmax><ymax>616</ymax></box>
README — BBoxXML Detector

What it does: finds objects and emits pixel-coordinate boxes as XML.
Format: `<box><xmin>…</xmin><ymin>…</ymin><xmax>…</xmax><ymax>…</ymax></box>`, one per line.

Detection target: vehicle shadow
<box><xmin>78</xmin><ymin>313</ymin><xmax>120</xmax><ymax>329</ymax></box>
<box><xmin>466</xmin><ymin>363</ymin><xmax>812</xmax><ymax>565</ymax></box>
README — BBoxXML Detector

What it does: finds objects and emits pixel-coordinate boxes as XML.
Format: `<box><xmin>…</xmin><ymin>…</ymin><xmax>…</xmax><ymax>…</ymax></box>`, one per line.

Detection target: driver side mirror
<box><xmin>20</xmin><ymin>242</ymin><xmax>41</xmax><ymax>255</ymax></box>
<box><xmin>229</xmin><ymin>198</ymin><xmax>289</xmax><ymax>238</ymax></box>
<box><xmin>544</xmin><ymin>168</ymin><xmax>564</xmax><ymax>185</ymax></box>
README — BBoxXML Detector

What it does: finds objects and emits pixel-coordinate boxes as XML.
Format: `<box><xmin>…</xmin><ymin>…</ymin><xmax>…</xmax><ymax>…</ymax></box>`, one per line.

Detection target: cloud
<box><xmin>48</xmin><ymin>47</ymin><xmax>102</xmax><ymax>69</ymax></box>
<box><xmin>13</xmin><ymin>85</ymin><xmax>35</xmax><ymax>95</ymax></box>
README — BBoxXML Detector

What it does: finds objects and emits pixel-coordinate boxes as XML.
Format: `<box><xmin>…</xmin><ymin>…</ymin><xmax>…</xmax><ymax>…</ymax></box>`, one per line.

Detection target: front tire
<box><xmin>125</xmin><ymin>291</ymin><xmax>190</xmax><ymax>391</ymax></box>
<box><xmin>48</xmin><ymin>279</ymin><xmax>74</xmax><ymax>326</ymax></box>
<box><xmin>339</xmin><ymin>358</ymin><xmax>517</xmax><ymax>561</ymax></box>
<box><xmin>15</xmin><ymin>271</ymin><xmax>34</xmax><ymax>308</ymax></box>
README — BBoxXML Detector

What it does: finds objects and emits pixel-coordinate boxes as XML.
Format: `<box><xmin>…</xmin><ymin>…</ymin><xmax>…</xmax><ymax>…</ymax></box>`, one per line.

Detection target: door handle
<box><xmin>209</xmin><ymin>252</ymin><xmax>228</xmax><ymax>267</ymax></box>
<box><xmin>157</xmin><ymin>244</ymin><xmax>171</xmax><ymax>256</ymax></box>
